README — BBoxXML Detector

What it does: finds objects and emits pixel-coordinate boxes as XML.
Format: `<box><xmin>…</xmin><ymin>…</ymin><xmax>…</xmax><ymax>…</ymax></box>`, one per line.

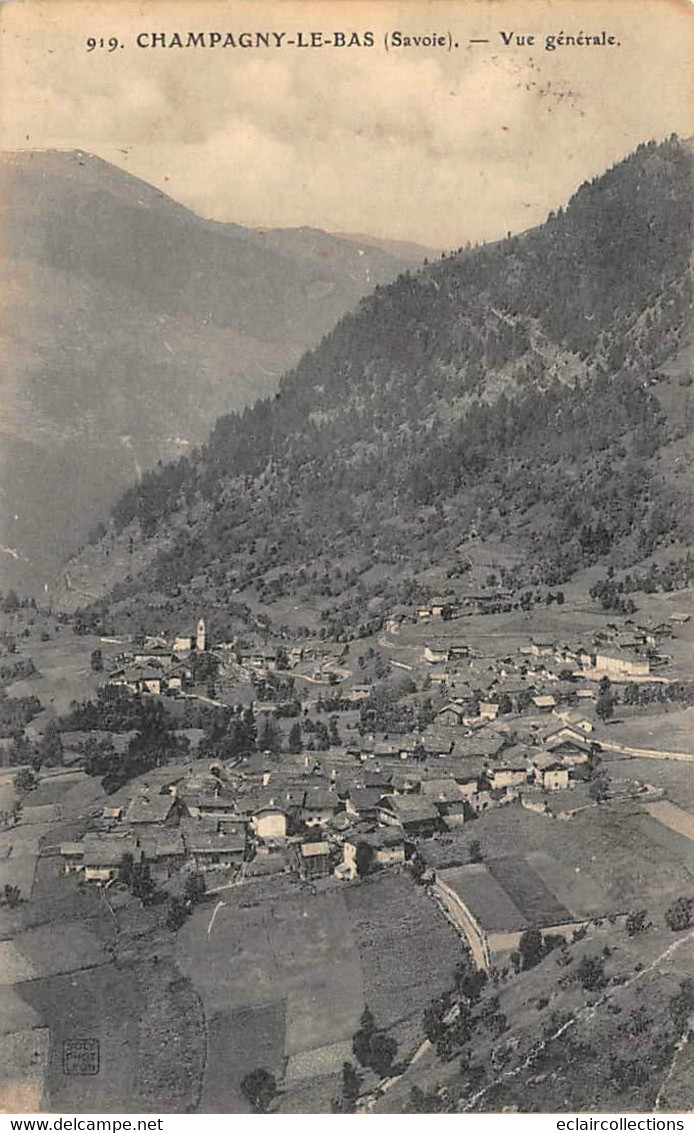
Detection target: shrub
<box><xmin>665</xmin><ymin>897</ymin><xmax>692</xmax><ymax>933</ymax></box>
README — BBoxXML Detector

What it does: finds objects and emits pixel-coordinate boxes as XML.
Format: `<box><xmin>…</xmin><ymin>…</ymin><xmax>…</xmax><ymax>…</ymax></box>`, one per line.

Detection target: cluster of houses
<box><xmin>418</xmin><ymin>619</ymin><xmax>672</xmax><ymax>713</ymax></box>
<box><xmin>104</xmin><ymin>619</ymin><xmax>353</xmax><ymax>700</ymax></box>
<box><xmin>58</xmin><ymin>701</ymin><xmax>599</xmax><ymax>888</ymax></box>
<box><xmin>54</xmin><ymin>608</ymin><xmax>683</xmax><ymax>901</ymax></box>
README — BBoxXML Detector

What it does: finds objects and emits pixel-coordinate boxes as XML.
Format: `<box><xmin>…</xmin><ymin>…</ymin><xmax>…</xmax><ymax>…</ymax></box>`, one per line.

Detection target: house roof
<box><xmin>139</xmin><ymin>833</ymin><xmax>185</xmax><ymax>858</ymax></box>
<box><xmin>346</xmin><ymin>827</ymin><xmax>405</xmax><ymax>849</ymax></box>
<box><xmin>122</xmin><ymin>666</ymin><xmax>164</xmax><ymax>683</ymax></box>
<box><xmin>183</xmin><ymin>832</ymin><xmax>245</xmax><ymax>853</ymax></box>
<box><xmin>82</xmin><ymin>836</ymin><xmax>139</xmax><ymax>867</ymax></box>
<box><xmin>420</xmin><ymin>778</ymin><xmax>464</xmax><ymax>804</ymax></box>
<box><xmin>455</xmin><ymin>732</ymin><xmax>507</xmax><ymax>759</ymax></box>
<box><xmin>349</xmin><ymin>787</ymin><xmax>385</xmax><ymax>810</ymax></box>
<box><xmin>379</xmin><ymin>794</ymin><xmax>439</xmax><ymax>823</ymax></box>
<box><xmin>545</xmin><ymin>733</ymin><xmax>591</xmax><ymax>754</ymax></box>
<box><xmin>532</xmin><ymin>695</ymin><xmax>557</xmax><ymax>708</ymax></box>
<box><xmin>303</xmin><ymin>789</ymin><xmax>336</xmax><ymax>811</ymax></box>
<box><xmin>532</xmin><ymin>752</ymin><xmax>565</xmax><ymax>771</ymax></box>
<box><xmin>126</xmin><ymin>794</ymin><xmax>175</xmax><ymax>824</ymax></box>
<box><xmin>195</xmin><ymin>793</ymin><xmax>238</xmax><ymax>811</ymax></box>
<box><xmin>437</xmin><ymin>703</ymin><xmax>466</xmax><ymax>719</ymax></box>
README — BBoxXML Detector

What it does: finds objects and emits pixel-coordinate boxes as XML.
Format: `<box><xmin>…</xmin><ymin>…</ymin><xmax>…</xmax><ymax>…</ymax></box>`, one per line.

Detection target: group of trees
<box><xmin>118</xmin><ymin>852</ymin><xmax>156</xmax><ymax>906</ymax></box>
<box><xmin>593</xmin><ymin>555</ymin><xmax>694</xmax><ymax>604</ymax></box>
<box><xmin>166</xmin><ymin>872</ymin><xmax>207</xmax><ymax>931</ymax></box>
<box><xmin>93</xmin><ymin>138</ymin><xmax>691</xmax><ymax>614</ymax></box>
<box><xmin>664</xmin><ymin>896</ymin><xmax>692</xmax><ymax>933</ymax></box>
<box><xmin>510</xmin><ymin>929</ymin><xmax>564</xmax><ymax>974</ymax></box>
<box><xmin>352</xmin><ymin>1008</ymin><xmax>398</xmax><ymax>1078</ymax></box>
<box><xmin>0</xmin><ymin>691</ymin><xmax>41</xmax><ymax>740</ymax></box>
<box><xmin>80</xmin><ymin>706</ymin><xmax>190</xmax><ymax>793</ymax></box>
<box><xmin>589</xmin><ymin>578</ymin><xmax>638</xmax><ymax>615</ymax></box>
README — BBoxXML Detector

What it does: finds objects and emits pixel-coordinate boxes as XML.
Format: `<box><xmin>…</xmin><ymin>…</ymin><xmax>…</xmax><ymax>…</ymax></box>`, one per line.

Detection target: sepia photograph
<box><xmin>0</xmin><ymin>0</ymin><xmax>692</xmax><ymax>1117</ymax></box>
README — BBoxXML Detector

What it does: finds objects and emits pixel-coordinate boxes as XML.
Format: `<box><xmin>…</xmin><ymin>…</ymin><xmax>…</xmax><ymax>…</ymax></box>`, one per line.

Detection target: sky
<box><xmin>0</xmin><ymin>0</ymin><xmax>692</xmax><ymax>248</ymax></box>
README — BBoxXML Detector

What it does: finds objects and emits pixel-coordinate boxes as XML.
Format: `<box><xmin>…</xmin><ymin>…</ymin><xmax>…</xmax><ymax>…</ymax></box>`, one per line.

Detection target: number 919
<box><xmin>86</xmin><ymin>37</ymin><xmax>121</xmax><ymax>51</ymax></box>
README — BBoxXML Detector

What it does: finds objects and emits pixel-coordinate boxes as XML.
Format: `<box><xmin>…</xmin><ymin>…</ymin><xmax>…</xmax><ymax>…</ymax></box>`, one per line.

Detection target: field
<box><xmin>0</xmin><ymin>1028</ymin><xmax>49</xmax><ymax>1112</ymax></box>
<box><xmin>7</xmin><ymin>632</ymin><xmax>123</xmax><ymax>716</ymax></box>
<box><xmin>614</xmin><ymin>755</ymin><xmax>694</xmax><ymax>812</ymax></box>
<box><xmin>603</xmin><ymin>708</ymin><xmax>694</xmax><ymax>756</ymax></box>
<box><xmin>0</xmin><ymin>821</ymin><xmax>52</xmax><ymax>902</ymax></box>
<box><xmin>172</xmin><ymin>873</ymin><xmax>465</xmax><ymax>1111</ymax></box>
<box><xmin>176</xmin><ymin>887</ymin><xmax>365</xmax><ymax>1111</ymax></box>
<box><xmin>485</xmin><ymin>856</ymin><xmax>571</xmax><ymax>925</ymax></box>
<box><xmin>425</xmin><ymin>799</ymin><xmax>694</xmax><ymax>916</ymax></box>
<box><xmin>343</xmin><ymin>872</ymin><xmax>463</xmax><ymax>1051</ymax></box>
<box><xmin>14</xmin><ymin>949</ymin><xmax>205</xmax><ymax>1114</ymax></box>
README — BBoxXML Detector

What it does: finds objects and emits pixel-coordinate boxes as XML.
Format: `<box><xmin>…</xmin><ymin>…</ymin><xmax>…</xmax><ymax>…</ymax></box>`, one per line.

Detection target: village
<box><xmin>2</xmin><ymin>574</ymin><xmax>692</xmax><ymax>963</ymax></box>
<box><xmin>1</xmin><ymin>565</ymin><xmax>694</xmax><ymax>1112</ymax></box>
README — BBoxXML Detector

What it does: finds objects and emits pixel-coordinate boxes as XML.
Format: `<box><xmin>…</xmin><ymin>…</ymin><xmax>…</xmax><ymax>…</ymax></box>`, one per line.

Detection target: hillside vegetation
<box><xmin>71</xmin><ymin>138</ymin><xmax>693</xmax><ymax>611</ymax></box>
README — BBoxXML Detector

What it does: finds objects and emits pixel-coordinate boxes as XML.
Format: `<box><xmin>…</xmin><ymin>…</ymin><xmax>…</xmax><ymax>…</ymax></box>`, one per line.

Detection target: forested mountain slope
<box><xmin>65</xmin><ymin>137</ymin><xmax>693</xmax><ymax>609</ymax></box>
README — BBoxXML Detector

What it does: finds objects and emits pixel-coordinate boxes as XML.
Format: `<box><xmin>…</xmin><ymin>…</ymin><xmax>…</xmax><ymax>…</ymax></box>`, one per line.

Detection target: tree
<box><xmin>184</xmin><ymin>871</ymin><xmax>206</xmax><ymax>905</ymax></box>
<box><xmin>3</xmin><ymin>590</ymin><xmax>20</xmax><ymax>613</ymax></box>
<box><xmin>287</xmin><ymin>721</ymin><xmax>302</xmax><ymax>754</ymax></box>
<box><xmin>588</xmin><ymin>774</ymin><xmax>609</xmax><ymax>804</ymax></box>
<box><xmin>328</xmin><ymin>715</ymin><xmax>341</xmax><ymax>746</ymax></box>
<box><xmin>352</xmin><ymin>1008</ymin><xmax>397</xmax><ymax>1076</ymax></box>
<box><xmin>167</xmin><ymin>896</ymin><xmax>188</xmax><ymax>931</ymax></box>
<box><xmin>423</xmin><ymin>999</ymin><xmax>447</xmax><ymax>1044</ymax></box>
<box><xmin>39</xmin><ymin>720</ymin><xmax>63</xmax><ymax>768</ymax></box>
<box><xmin>410</xmin><ymin>853</ymin><xmax>426</xmax><ymax>883</ymax></box>
<box><xmin>436</xmin><ymin>1006</ymin><xmax>473</xmax><ymax>1059</ymax></box>
<box><xmin>367</xmin><ymin>1031</ymin><xmax>398</xmax><ymax>1076</ymax></box>
<box><xmin>258</xmin><ymin>715</ymin><xmax>282</xmax><ymax>757</ymax></box>
<box><xmin>130</xmin><ymin>857</ymin><xmax>156</xmax><ymax>905</ymax></box>
<box><xmin>13</xmin><ymin>768</ymin><xmax>36</xmax><ymax>793</ymax></box>
<box><xmin>454</xmin><ymin>964</ymin><xmax>487</xmax><ymax>1005</ymax></box>
<box><xmin>3</xmin><ymin>884</ymin><xmax>21</xmax><ymax>907</ymax></box>
<box><xmin>626</xmin><ymin>909</ymin><xmax>649</xmax><ymax>936</ymax></box>
<box><xmin>90</xmin><ymin>649</ymin><xmax>103</xmax><ymax>673</ymax></box>
<box><xmin>240</xmin><ymin>1067</ymin><xmax>277</xmax><ymax>1112</ymax></box>
<box><xmin>341</xmin><ymin>1061</ymin><xmax>359</xmax><ymax>1106</ymax></box>
<box><xmin>669</xmin><ymin>978</ymin><xmax>694</xmax><ymax>1031</ymax></box>
<box><xmin>132</xmin><ymin>865</ymin><xmax>156</xmax><ymax>905</ymax></box>
<box><xmin>518</xmin><ymin>929</ymin><xmax>544</xmax><ymax>971</ymax></box>
<box><xmin>577</xmin><ymin>954</ymin><xmax>607</xmax><ymax>991</ymax></box>
<box><xmin>119</xmin><ymin>851</ymin><xmax>135</xmax><ymax>888</ymax></box>
<box><xmin>352</xmin><ymin>1007</ymin><xmax>376</xmax><ymax>1066</ymax></box>
<box><xmin>241</xmin><ymin>705</ymin><xmax>257</xmax><ymax>750</ymax></box>
<box><xmin>408</xmin><ymin>1086</ymin><xmax>448</xmax><ymax>1113</ymax></box>
<box><xmin>314</xmin><ymin>720</ymin><xmax>330</xmax><ymax>751</ymax></box>
<box><xmin>469</xmin><ymin>839</ymin><xmax>483</xmax><ymax>863</ymax></box>
<box><xmin>665</xmin><ymin>897</ymin><xmax>692</xmax><ymax>933</ymax></box>
<box><xmin>596</xmin><ymin>676</ymin><xmax>615</xmax><ymax>722</ymax></box>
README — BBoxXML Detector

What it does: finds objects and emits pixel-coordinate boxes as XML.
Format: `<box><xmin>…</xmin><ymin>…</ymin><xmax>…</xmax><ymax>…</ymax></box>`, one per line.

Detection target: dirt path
<box><xmin>600</xmin><ymin>739</ymin><xmax>694</xmax><ymax>763</ymax></box>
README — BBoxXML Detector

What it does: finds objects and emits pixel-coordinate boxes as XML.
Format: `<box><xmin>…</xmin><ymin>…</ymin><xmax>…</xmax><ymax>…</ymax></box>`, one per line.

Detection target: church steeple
<box><xmin>196</xmin><ymin>617</ymin><xmax>206</xmax><ymax>652</ymax></box>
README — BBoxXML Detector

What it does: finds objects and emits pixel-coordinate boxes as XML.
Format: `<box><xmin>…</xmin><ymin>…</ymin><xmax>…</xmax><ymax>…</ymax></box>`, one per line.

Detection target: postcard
<box><xmin>0</xmin><ymin>0</ymin><xmax>692</xmax><ymax>1117</ymax></box>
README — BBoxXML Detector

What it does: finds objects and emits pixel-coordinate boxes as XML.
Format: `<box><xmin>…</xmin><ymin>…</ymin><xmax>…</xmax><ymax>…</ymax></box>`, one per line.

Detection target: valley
<box><xmin>0</xmin><ymin>136</ymin><xmax>691</xmax><ymax>1115</ymax></box>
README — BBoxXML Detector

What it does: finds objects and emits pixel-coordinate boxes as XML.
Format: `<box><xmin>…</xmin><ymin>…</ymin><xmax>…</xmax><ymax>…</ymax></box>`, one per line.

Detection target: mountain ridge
<box><xmin>56</xmin><ymin>137</ymin><xmax>693</xmax><ymax>619</ymax></box>
<box><xmin>0</xmin><ymin>149</ymin><xmax>418</xmax><ymax>592</ymax></box>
